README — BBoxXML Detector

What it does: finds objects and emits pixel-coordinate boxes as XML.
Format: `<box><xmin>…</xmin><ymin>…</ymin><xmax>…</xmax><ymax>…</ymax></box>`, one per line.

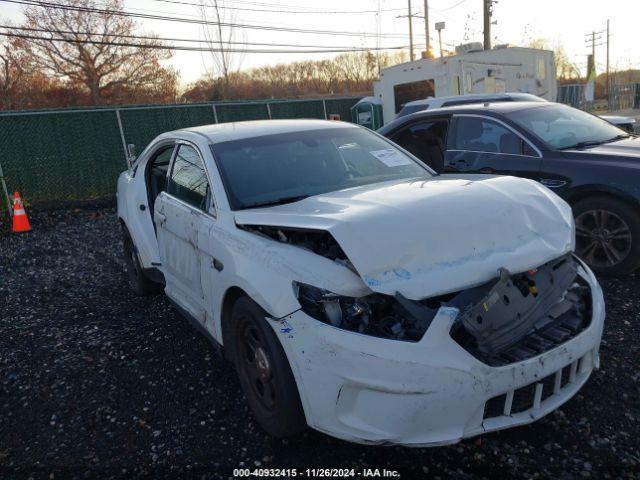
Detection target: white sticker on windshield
<box><xmin>369</xmin><ymin>149</ymin><xmax>413</xmax><ymax>167</ymax></box>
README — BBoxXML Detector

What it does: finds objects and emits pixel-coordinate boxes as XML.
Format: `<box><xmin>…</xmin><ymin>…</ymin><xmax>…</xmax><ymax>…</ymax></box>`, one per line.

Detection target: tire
<box><xmin>573</xmin><ymin>196</ymin><xmax>640</xmax><ymax>276</ymax></box>
<box><xmin>122</xmin><ymin>231</ymin><xmax>163</xmax><ymax>295</ymax></box>
<box><xmin>229</xmin><ymin>296</ymin><xmax>306</xmax><ymax>437</ymax></box>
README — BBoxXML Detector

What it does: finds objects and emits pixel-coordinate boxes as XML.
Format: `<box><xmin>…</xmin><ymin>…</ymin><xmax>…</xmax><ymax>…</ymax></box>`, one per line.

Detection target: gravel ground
<box><xmin>1</xmin><ymin>206</ymin><xmax>639</xmax><ymax>480</ymax></box>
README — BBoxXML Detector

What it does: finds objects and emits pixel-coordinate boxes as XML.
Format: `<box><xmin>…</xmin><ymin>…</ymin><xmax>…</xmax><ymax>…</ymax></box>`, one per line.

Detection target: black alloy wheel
<box><xmin>575</xmin><ymin>209</ymin><xmax>632</xmax><ymax>268</ymax></box>
<box><xmin>573</xmin><ymin>196</ymin><xmax>640</xmax><ymax>276</ymax></box>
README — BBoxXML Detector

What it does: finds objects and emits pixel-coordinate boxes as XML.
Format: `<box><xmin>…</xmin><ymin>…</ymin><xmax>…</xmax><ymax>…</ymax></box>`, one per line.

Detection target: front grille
<box><xmin>485</xmin><ymin>306</ymin><xmax>591</xmax><ymax>366</ymax></box>
<box><xmin>483</xmin><ymin>355</ymin><xmax>584</xmax><ymax>420</ymax></box>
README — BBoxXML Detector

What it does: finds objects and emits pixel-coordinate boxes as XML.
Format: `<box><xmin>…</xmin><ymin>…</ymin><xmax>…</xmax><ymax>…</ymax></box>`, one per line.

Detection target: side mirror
<box><xmin>126</xmin><ymin>144</ymin><xmax>137</xmax><ymax>170</ymax></box>
<box><xmin>127</xmin><ymin>143</ymin><xmax>137</xmax><ymax>160</ymax></box>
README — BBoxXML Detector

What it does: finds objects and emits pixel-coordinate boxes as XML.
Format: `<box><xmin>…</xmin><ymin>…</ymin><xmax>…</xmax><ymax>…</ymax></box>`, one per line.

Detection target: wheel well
<box><xmin>220</xmin><ymin>286</ymin><xmax>248</xmax><ymax>360</ymax></box>
<box><xmin>566</xmin><ymin>189</ymin><xmax>640</xmax><ymax>212</ymax></box>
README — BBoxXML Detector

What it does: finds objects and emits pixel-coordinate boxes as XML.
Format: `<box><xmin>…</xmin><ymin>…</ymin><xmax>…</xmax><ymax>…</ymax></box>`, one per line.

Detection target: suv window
<box><xmin>393</xmin><ymin>120</ymin><xmax>448</xmax><ymax>172</ymax></box>
<box><xmin>453</xmin><ymin>116</ymin><xmax>524</xmax><ymax>155</ymax></box>
<box><xmin>167</xmin><ymin>144</ymin><xmax>210</xmax><ymax>210</ymax></box>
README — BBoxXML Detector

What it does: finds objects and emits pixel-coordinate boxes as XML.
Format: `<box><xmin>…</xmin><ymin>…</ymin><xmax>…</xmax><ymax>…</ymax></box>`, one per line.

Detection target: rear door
<box><xmin>444</xmin><ymin>114</ymin><xmax>542</xmax><ymax>180</ymax></box>
<box><xmin>154</xmin><ymin>141</ymin><xmax>214</xmax><ymax>322</ymax></box>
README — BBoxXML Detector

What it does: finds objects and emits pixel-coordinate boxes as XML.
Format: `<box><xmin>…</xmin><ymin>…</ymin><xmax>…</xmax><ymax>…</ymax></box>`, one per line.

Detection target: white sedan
<box><xmin>117</xmin><ymin>119</ymin><xmax>605</xmax><ymax>446</ymax></box>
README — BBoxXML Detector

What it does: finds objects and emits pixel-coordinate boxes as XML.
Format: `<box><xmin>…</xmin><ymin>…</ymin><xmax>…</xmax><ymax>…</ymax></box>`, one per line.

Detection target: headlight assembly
<box><xmin>293</xmin><ymin>282</ymin><xmax>437</xmax><ymax>342</ymax></box>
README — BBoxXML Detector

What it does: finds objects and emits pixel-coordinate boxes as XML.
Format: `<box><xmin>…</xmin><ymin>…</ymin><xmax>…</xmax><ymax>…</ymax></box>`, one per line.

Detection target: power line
<box><xmin>0</xmin><ymin>0</ymin><xmax>410</xmax><ymax>38</ymax></box>
<box><xmin>0</xmin><ymin>31</ymin><xmax>411</xmax><ymax>53</ymax></box>
<box><xmin>3</xmin><ymin>24</ymin><xmax>401</xmax><ymax>49</ymax></box>
<box><xmin>431</xmin><ymin>0</ymin><xmax>472</xmax><ymax>12</ymax></box>
<box><xmin>149</xmin><ymin>0</ymin><xmax>406</xmax><ymax>15</ymax></box>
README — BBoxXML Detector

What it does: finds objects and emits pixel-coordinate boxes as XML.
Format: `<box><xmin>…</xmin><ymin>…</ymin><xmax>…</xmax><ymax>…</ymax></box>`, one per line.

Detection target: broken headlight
<box><xmin>293</xmin><ymin>282</ymin><xmax>435</xmax><ymax>341</ymax></box>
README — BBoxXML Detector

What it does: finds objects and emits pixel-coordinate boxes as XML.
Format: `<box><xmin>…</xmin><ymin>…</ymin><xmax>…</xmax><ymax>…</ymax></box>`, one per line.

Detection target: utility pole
<box><xmin>606</xmin><ymin>19</ymin><xmax>610</xmax><ymax>102</ymax></box>
<box><xmin>408</xmin><ymin>0</ymin><xmax>414</xmax><ymax>61</ymax></box>
<box><xmin>483</xmin><ymin>0</ymin><xmax>492</xmax><ymax>50</ymax></box>
<box><xmin>585</xmin><ymin>29</ymin><xmax>605</xmax><ymax>106</ymax></box>
<box><xmin>424</xmin><ymin>0</ymin><xmax>430</xmax><ymax>56</ymax></box>
<box><xmin>408</xmin><ymin>0</ymin><xmax>413</xmax><ymax>61</ymax></box>
<box><xmin>397</xmin><ymin>1</ymin><xmax>419</xmax><ymax>60</ymax></box>
<box><xmin>585</xmin><ymin>29</ymin><xmax>605</xmax><ymax>77</ymax></box>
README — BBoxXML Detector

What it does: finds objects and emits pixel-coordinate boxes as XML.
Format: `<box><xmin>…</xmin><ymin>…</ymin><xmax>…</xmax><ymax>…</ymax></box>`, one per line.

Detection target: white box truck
<box><xmin>373</xmin><ymin>44</ymin><xmax>557</xmax><ymax>125</ymax></box>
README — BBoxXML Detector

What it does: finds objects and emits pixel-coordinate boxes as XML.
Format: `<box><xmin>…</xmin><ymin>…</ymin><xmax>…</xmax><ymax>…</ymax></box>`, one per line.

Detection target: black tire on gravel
<box><xmin>122</xmin><ymin>232</ymin><xmax>163</xmax><ymax>295</ymax></box>
<box><xmin>229</xmin><ymin>296</ymin><xmax>307</xmax><ymax>438</ymax></box>
<box><xmin>573</xmin><ymin>196</ymin><xmax>640</xmax><ymax>276</ymax></box>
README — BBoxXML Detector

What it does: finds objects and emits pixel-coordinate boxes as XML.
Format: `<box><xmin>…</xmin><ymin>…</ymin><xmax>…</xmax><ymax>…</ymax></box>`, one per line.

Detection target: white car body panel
<box><xmin>235</xmin><ymin>174</ymin><xmax>574</xmax><ymax>300</ymax></box>
<box><xmin>273</xmin><ymin>260</ymin><xmax>603</xmax><ymax>446</ymax></box>
<box><xmin>117</xmin><ymin>120</ymin><xmax>605</xmax><ymax>447</ymax></box>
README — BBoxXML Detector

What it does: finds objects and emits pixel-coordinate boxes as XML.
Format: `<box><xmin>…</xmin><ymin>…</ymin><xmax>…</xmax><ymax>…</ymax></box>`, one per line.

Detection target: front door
<box><xmin>154</xmin><ymin>142</ymin><xmax>214</xmax><ymax>322</ymax></box>
<box><xmin>444</xmin><ymin>115</ymin><xmax>542</xmax><ymax>181</ymax></box>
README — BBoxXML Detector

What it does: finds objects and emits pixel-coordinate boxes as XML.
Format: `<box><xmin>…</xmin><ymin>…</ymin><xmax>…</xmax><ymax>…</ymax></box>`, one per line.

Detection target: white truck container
<box><xmin>373</xmin><ymin>45</ymin><xmax>557</xmax><ymax>124</ymax></box>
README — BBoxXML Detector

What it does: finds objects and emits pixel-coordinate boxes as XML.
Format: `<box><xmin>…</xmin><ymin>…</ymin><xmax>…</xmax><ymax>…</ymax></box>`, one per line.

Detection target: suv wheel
<box><xmin>573</xmin><ymin>196</ymin><xmax>640</xmax><ymax>276</ymax></box>
<box><xmin>230</xmin><ymin>296</ymin><xmax>306</xmax><ymax>437</ymax></box>
<box><xmin>122</xmin><ymin>232</ymin><xmax>162</xmax><ymax>295</ymax></box>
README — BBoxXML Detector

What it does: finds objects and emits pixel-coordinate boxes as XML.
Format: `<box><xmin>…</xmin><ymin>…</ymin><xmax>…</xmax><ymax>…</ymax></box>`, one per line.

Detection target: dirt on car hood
<box><xmin>234</xmin><ymin>175</ymin><xmax>575</xmax><ymax>300</ymax></box>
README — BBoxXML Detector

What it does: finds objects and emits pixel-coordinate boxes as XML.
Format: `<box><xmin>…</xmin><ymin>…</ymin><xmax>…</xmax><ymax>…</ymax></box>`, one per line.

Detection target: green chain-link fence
<box><xmin>0</xmin><ymin>97</ymin><xmax>361</xmax><ymax>202</ymax></box>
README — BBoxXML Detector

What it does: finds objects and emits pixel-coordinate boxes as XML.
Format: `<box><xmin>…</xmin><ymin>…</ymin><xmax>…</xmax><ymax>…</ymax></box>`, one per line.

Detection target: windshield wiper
<box><xmin>559</xmin><ymin>140</ymin><xmax>607</xmax><ymax>150</ymax></box>
<box><xmin>560</xmin><ymin>134</ymin><xmax>632</xmax><ymax>150</ymax></box>
<box><xmin>603</xmin><ymin>134</ymin><xmax>631</xmax><ymax>143</ymax></box>
<box><xmin>242</xmin><ymin>195</ymin><xmax>310</xmax><ymax>209</ymax></box>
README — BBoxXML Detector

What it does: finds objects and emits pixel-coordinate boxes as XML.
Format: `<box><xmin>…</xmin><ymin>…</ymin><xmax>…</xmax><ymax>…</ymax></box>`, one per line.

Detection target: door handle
<box><xmin>540</xmin><ymin>179</ymin><xmax>567</xmax><ymax>188</ymax></box>
<box><xmin>155</xmin><ymin>211</ymin><xmax>166</xmax><ymax>223</ymax></box>
<box><xmin>479</xmin><ymin>167</ymin><xmax>495</xmax><ymax>174</ymax></box>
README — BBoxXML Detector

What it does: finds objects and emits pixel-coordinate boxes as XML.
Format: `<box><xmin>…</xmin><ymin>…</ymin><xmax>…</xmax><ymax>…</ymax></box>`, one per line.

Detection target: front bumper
<box><xmin>271</xmin><ymin>262</ymin><xmax>605</xmax><ymax>446</ymax></box>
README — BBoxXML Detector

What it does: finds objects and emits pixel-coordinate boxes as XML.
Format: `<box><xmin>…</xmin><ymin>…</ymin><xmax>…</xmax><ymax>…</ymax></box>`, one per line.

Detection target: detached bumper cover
<box><xmin>272</xmin><ymin>264</ymin><xmax>605</xmax><ymax>446</ymax></box>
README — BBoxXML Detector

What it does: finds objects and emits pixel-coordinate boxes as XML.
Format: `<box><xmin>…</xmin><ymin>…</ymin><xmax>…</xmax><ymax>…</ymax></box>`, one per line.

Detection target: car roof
<box><xmin>402</xmin><ymin>92</ymin><xmax>544</xmax><ymax>108</ymax></box>
<box><xmin>172</xmin><ymin>119</ymin><xmax>359</xmax><ymax>144</ymax></box>
<box><xmin>418</xmin><ymin>100</ymin><xmax>552</xmax><ymax>115</ymax></box>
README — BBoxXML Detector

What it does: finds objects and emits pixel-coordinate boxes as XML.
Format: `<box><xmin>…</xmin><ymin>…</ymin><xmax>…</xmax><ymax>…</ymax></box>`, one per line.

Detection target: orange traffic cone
<box><xmin>11</xmin><ymin>191</ymin><xmax>31</xmax><ymax>233</ymax></box>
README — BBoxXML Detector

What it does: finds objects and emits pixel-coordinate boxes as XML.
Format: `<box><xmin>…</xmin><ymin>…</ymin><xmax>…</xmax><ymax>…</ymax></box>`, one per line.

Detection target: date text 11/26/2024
<box><xmin>233</xmin><ymin>468</ymin><xmax>401</xmax><ymax>478</ymax></box>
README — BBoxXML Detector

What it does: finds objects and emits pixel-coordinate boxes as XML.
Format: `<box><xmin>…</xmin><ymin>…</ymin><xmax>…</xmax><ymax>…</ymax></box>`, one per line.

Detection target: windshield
<box><xmin>506</xmin><ymin>104</ymin><xmax>628</xmax><ymax>150</ymax></box>
<box><xmin>211</xmin><ymin>127</ymin><xmax>432</xmax><ymax>210</ymax></box>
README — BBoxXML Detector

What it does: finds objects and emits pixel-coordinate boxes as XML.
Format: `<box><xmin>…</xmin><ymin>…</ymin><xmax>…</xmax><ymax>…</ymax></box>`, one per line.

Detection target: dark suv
<box><xmin>379</xmin><ymin>101</ymin><xmax>640</xmax><ymax>276</ymax></box>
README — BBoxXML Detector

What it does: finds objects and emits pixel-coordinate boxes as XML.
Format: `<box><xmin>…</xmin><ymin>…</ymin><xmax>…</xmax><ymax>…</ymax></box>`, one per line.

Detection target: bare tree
<box><xmin>528</xmin><ymin>39</ymin><xmax>580</xmax><ymax>80</ymax></box>
<box><xmin>198</xmin><ymin>0</ymin><xmax>245</xmax><ymax>100</ymax></box>
<box><xmin>15</xmin><ymin>0</ymin><xmax>176</xmax><ymax>105</ymax></box>
<box><xmin>0</xmin><ymin>39</ymin><xmax>27</xmax><ymax>110</ymax></box>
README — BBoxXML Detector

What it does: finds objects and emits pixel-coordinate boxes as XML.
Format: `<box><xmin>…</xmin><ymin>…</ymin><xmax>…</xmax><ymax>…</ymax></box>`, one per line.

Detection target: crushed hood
<box><xmin>234</xmin><ymin>175</ymin><xmax>575</xmax><ymax>300</ymax></box>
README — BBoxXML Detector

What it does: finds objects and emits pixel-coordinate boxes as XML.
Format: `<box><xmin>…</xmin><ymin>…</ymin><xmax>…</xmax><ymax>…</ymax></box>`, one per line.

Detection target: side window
<box><xmin>167</xmin><ymin>144</ymin><xmax>211</xmax><ymax>210</ymax></box>
<box><xmin>393</xmin><ymin>120</ymin><xmax>448</xmax><ymax>172</ymax></box>
<box><xmin>453</xmin><ymin>117</ymin><xmax>525</xmax><ymax>155</ymax></box>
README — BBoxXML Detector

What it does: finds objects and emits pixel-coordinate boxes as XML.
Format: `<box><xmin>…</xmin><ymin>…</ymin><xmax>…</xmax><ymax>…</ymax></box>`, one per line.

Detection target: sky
<box><xmin>2</xmin><ymin>0</ymin><xmax>639</xmax><ymax>86</ymax></box>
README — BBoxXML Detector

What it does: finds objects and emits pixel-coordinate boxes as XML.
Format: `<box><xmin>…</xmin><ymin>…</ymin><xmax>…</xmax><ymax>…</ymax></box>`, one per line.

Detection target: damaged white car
<box><xmin>117</xmin><ymin>119</ymin><xmax>605</xmax><ymax>446</ymax></box>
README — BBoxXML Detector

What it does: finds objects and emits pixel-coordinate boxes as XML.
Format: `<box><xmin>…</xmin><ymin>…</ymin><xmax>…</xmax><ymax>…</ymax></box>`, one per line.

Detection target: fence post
<box><xmin>0</xmin><ymin>160</ymin><xmax>12</xmax><ymax>217</ymax></box>
<box><xmin>322</xmin><ymin>99</ymin><xmax>328</xmax><ymax>119</ymax></box>
<box><xmin>266</xmin><ymin>103</ymin><xmax>272</xmax><ymax>119</ymax></box>
<box><xmin>115</xmin><ymin>110</ymin><xmax>130</xmax><ymax>168</ymax></box>
<box><xmin>212</xmin><ymin>104</ymin><xmax>219</xmax><ymax>124</ymax></box>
